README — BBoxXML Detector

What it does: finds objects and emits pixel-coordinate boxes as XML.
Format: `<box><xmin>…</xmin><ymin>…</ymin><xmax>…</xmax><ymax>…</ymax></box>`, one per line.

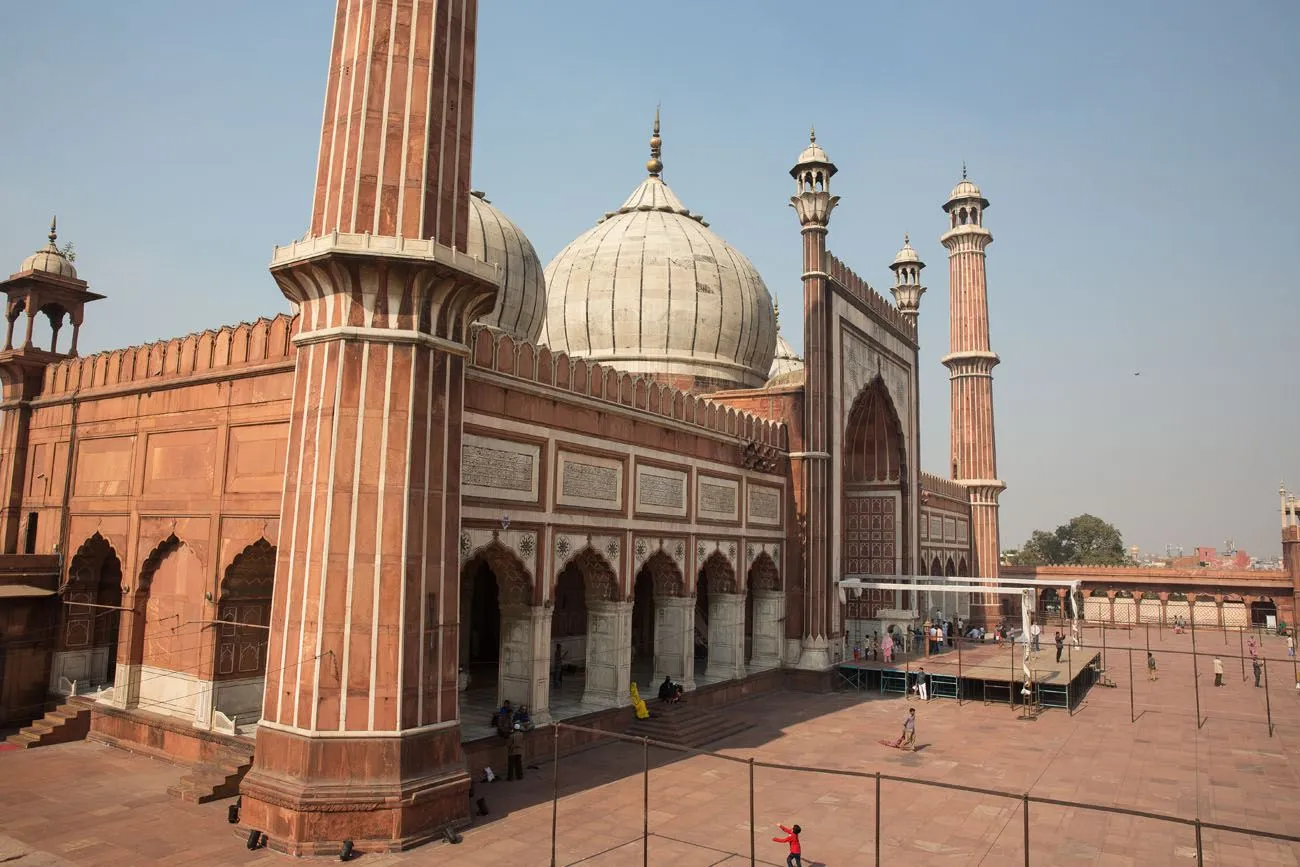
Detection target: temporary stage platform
<box><xmin>834</xmin><ymin>642</ymin><xmax>1102</xmax><ymax>711</ymax></box>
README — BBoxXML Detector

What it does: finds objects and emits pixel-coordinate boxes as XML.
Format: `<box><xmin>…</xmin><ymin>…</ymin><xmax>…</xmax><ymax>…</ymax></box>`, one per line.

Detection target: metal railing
<box><xmin>544</xmin><ymin>717</ymin><xmax>1300</xmax><ymax>867</ymax></box>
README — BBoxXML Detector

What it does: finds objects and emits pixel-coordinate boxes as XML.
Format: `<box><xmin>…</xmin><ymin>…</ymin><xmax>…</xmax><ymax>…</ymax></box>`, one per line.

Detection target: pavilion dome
<box><xmin>766</xmin><ymin>303</ymin><xmax>804</xmax><ymax>387</ymax></box>
<box><xmin>18</xmin><ymin>218</ymin><xmax>77</xmax><ymax>280</ymax></box>
<box><xmin>539</xmin><ymin>118</ymin><xmax>776</xmax><ymax>390</ymax></box>
<box><xmin>466</xmin><ymin>191</ymin><xmax>546</xmax><ymax>342</ymax></box>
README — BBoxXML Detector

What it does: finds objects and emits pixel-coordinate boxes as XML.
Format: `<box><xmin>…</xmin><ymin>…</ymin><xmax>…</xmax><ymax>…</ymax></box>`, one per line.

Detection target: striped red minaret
<box><xmin>239</xmin><ymin>0</ymin><xmax>499</xmax><ymax>854</ymax></box>
<box><xmin>940</xmin><ymin>168</ymin><xmax>1005</xmax><ymax>625</ymax></box>
<box><xmin>789</xmin><ymin>130</ymin><xmax>839</xmax><ymax>666</ymax></box>
<box><xmin>310</xmin><ymin>0</ymin><xmax>476</xmax><ymax>250</ymax></box>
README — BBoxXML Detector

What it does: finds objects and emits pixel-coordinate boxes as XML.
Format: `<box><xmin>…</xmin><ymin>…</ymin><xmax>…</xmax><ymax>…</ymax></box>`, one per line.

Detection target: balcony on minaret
<box><xmin>888</xmin><ymin>234</ymin><xmax>926</xmax><ymax>323</ymax></box>
<box><xmin>789</xmin><ymin>128</ymin><xmax>839</xmax><ymax>228</ymax></box>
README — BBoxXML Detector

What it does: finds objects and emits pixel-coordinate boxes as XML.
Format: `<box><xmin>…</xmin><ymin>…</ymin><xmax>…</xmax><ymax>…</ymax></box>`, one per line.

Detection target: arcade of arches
<box><xmin>52</xmin><ymin>533</ymin><xmax>277</xmax><ymax>733</ymax></box>
<box><xmin>459</xmin><ymin>540</ymin><xmax>784</xmax><ymax>723</ymax></box>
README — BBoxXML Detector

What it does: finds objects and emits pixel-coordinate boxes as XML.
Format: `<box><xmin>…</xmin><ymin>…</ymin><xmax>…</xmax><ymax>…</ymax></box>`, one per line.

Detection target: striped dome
<box><xmin>466</xmin><ymin>191</ymin><xmax>545</xmax><ymax>342</ymax></box>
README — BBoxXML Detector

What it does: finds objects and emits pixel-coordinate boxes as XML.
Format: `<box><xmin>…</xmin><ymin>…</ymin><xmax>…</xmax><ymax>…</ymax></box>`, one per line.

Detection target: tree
<box><xmin>1009</xmin><ymin>514</ymin><xmax>1128</xmax><ymax>566</ymax></box>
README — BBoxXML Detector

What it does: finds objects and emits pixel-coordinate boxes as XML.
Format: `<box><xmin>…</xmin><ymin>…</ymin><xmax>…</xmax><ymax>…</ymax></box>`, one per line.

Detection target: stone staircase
<box><xmin>166</xmin><ymin>743</ymin><xmax>255</xmax><ymax>804</ymax></box>
<box><xmin>5</xmin><ymin>702</ymin><xmax>91</xmax><ymax>749</ymax></box>
<box><xmin>626</xmin><ymin>700</ymin><xmax>753</xmax><ymax>749</ymax></box>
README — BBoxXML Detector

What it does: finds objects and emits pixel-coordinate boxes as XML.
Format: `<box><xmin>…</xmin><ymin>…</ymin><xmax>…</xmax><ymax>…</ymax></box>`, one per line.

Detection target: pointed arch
<box><xmin>638</xmin><ymin>550</ymin><xmax>684</xmax><ymax>597</ymax></box>
<box><xmin>843</xmin><ymin>376</ymin><xmax>904</xmax><ymax>484</ymax></box>
<box><xmin>699</xmin><ymin>550</ymin><xmax>737</xmax><ymax>595</ymax></box>
<box><xmin>463</xmin><ymin>539</ymin><xmax>534</xmax><ymax>606</ymax></box>
<box><xmin>137</xmin><ymin>534</ymin><xmax>183</xmax><ymax>594</ymax></box>
<box><xmin>219</xmin><ymin>538</ymin><xmax>276</xmax><ymax>600</ymax></box>
<box><xmin>66</xmin><ymin>532</ymin><xmax>122</xmax><ymax>591</ymax></box>
<box><xmin>215</xmin><ymin>538</ymin><xmax>275</xmax><ymax>683</ymax></box>
<box><xmin>747</xmin><ymin>551</ymin><xmax>781</xmax><ymax>592</ymax></box>
<box><xmin>555</xmin><ymin>545</ymin><xmax>620</xmax><ymax>602</ymax></box>
<box><xmin>945</xmin><ymin>557</ymin><xmax>957</xmax><ymax>578</ymax></box>
<box><xmin>957</xmin><ymin>558</ymin><xmax>969</xmax><ymax>577</ymax></box>
<box><xmin>929</xmin><ymin>556</ymin><xmax>943</xmax><ymax>577</ymax></box>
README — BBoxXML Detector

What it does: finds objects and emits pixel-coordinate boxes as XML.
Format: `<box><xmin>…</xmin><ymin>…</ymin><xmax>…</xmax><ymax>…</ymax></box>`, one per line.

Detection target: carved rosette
<box><xmin>553</xmin><ymin>532</ymin><xmax>623</xmax><ymax>598</ymax></box>
<box><xmin>694</xmin><ymin>538</ymin><xmax>740</xmax><ymax>577</ymax></box>
<box><xmin>632</xmin><ymin>536</ymin><xmax>688</xmax><ymax>572</ymax></box>
<box><xmin>744</xmin><ymin>541</ymin><xmax>781</xmax><ymax>569</ymax></box>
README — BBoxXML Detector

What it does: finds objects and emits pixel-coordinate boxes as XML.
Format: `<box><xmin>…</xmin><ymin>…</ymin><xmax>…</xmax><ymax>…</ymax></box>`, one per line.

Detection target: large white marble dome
<box><xmin>539</xmin><ymin>123</ymin><xmax>776</xmax><ymax>390</ymax></box>
<box><xmin>467</xmin><ymin>191</ymin><xmax>546</xmax><ymax>342</ymax></box>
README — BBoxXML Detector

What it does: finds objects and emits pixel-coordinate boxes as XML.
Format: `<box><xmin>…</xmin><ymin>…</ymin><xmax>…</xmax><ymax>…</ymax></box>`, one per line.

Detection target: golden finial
<box><xmin>773</xmin><ymin>299</ymin><xmax>781</xmax><ymax>329</ymax></box>
<box><xmin>903</xmin><ymin>232</ymin><xmax>909</xmax><ymax>246</ymax></box>
<box><xmin>48</xmin><ymin>216</ymin><xmax>58</xmax><ymax>245</ymax></box>
<box><xmin>809</xmin><ymin>125</ymin><xmax>816</xmax><ymax>144</ymax></box>
<box><xmin>962</xmin><ymin>161</ymin><xmax>968</xmax><ymax>180</ymax></box>
<box><xmin>647</xmin><ymin>104</ymin><xmax>663</xmax><ymax>177</ymax></box>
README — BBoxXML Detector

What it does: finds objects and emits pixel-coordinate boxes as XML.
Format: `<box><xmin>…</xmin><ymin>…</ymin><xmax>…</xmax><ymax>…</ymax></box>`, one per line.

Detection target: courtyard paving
<box><xmin>1</xmin><ymin>626</ymin><xmax>1297</xmax><ymax>865</ymax></box>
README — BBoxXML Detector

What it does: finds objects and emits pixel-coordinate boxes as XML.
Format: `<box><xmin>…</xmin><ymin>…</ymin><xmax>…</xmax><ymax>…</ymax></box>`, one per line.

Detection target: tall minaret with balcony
<box><xmin>940</xmin><ymin>169</ymin><xmax>1004</xmax><ymax>623</ymax></box>
<box><xmin>789</xmin><ymin>129</ymin><xmax>838</xmax><ymax>669</ymax></box>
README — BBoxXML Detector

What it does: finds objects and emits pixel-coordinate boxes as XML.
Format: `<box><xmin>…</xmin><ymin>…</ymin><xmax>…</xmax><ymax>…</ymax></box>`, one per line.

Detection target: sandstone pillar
<box><xmin>582</xmin><ymin>600</ymin><xmax>633</xmax><ymax>708</ymax></box>
<box><xmin>107</xmin><ymin>589</ymin><xmax>146</xmax><ymax>710</ymax></box>
<box><xmin>706</xmin><ymin>592</ymin><xmax>747</xmax><ymax>681</ymax></box>
<box><xmin>653</xmin><ymin>595</ymin><xmax>696</xmax><ymax>692</ymax></box>
<box><xmin>749</xmin><ymin>589</ymin><xmax>785</xmax><ymax>670</ymax></box>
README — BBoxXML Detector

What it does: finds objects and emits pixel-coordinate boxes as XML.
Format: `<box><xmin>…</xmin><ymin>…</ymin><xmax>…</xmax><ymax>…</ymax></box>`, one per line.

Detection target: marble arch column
<box><xmin>562</xmin><ymin>546</ymin><xmax>629</xmax><ymax>709</ymax></box>
<box><xmin>747</xmin><ymin>551</ymin><xmax>784</xmax><ymax>670</ymax></box>
<box><xmin>636</xmin><ymin>550</ymin><xmax>693</xmax><ymax>691</ymax></box>
<box><xmin>701</xmin><ymin>552</ymin><xmax>745</xmax><ymax>682</ymax></box>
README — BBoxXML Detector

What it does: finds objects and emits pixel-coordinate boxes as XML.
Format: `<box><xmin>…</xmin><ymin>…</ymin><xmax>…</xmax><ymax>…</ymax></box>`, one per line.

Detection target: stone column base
<box><xmin>238</xmin><ymin>724</ymin><xmax>470</xmax><ymax>856</ymax></box>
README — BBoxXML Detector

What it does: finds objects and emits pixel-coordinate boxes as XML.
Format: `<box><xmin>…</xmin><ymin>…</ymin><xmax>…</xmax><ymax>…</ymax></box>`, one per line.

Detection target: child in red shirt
<box><xmin>772</xmin><ymin>823</ymin><xmax>802</xmax><ymax>867</ymax></box>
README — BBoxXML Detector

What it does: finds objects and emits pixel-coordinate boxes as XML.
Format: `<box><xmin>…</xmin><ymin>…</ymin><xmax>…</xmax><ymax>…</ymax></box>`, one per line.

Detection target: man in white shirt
<box><xmin>1030</xmin><ymin>621</ymin><xmax>1042</xmax><ymax>652</ymax></box>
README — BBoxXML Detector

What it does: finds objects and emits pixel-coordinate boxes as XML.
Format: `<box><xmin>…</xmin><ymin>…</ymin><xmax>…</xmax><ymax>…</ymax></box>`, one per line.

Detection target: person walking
<box><xmin>1252</xmin><ymin>657</ymin><xmax>1263</xmax><ymax>688</ymax></box>
<box><xmin>772</xmin><ymin>823</ymin><xmax>802</xmax><ymax>867</ymax></box>
<box><xmin>913</xmin><ymin>667</ymin><xmax>929</xmax><ymax>702</ymax></box>
<box><xmin>1055</xmin><ymin>631</ymin><xmax>1065</xmax><ymax>664</ymax></box>
<box><xmin>506</xmin><ymin>724</ymin><xmax>525</xmax><ymax>781</ymax></box>
<box><xmin>895</xmin><ymin>707</ymin><xmax>917</xmax><ymax>749</ymax></box>
<box><xmin>1147</xmin><ymin>652</ymin><xmax>1158</xmax><ymax>681</ymax></box>
<box><xmin>551</xmin><ymin>643</ymin><xmax>567</xmax><ymax>688</ymax></box>
<box><xmin>1030</xmin><ymin>621</ymin><xmax>1042</xmax><ymax>652</ymax></box>
<box><xmin>1287</xmin><ymin>633</ymin><xmax>1295</xmax><ymax>658</ymax></box>
<box><xmin>1213</xmin><ymin>656</ymin><xmax>1224</xmax><ymax>687</ymax></box>
<box><xmin>882</xmin><ymin>632</ymin><xmax>894</xmax><ymax>665</ymax></box>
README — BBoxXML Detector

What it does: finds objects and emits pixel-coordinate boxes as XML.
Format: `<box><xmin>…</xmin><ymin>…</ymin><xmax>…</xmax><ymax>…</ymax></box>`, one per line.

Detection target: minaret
<box><xmin>940</xmin><ymin>167</ymin><xmax>1004</xmax><ymax>624</ymax></box>
<box><xmin>889</xmin><ymin>234</ymin><xmax>926</xmax><ymax>325</ymax></box>
<box><xmin>789</xmin><ymin>129</ymin><xmax>838</xmax><ymax>669</ymax></box>
<box><xmin>0</xmin><ymin>219</ymin><xmax>104</xmax><ymax>554</ymax></box>
<box><xmin>238</xmin><ymin>0</ymin><xmax>499</xmax><ymax>853</ymax></box>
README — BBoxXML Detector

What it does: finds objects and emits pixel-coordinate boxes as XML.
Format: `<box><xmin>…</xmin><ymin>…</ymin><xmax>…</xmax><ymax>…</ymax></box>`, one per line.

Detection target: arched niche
<box><xmin>54</xmin><ymin>533</ymin><xmax>124</xmax><ymax>691</ymax></box>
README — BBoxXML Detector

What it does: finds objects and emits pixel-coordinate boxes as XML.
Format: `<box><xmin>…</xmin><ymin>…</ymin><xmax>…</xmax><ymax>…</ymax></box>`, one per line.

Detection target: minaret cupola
<box><xmin>888</xmin><ymin>234</ymin><xmax>926</xmax><ymax>323</ymax></box>
<box><xmin>789</xmin><ymin>128</ymin><xmax>839</xmax><ymax>228</ymax></box>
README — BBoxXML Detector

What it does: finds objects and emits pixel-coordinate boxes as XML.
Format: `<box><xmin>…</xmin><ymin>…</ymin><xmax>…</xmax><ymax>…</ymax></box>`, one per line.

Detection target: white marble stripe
<box><xmin>368</xmin><ymin>343</ymin><xmax>395</xmax><ymax>730</ymax></box>
<box><xmin>310</xmin><ymin>335</ymin><xmax>347</xmax><ymax>730</ymax></box>
<box><xmin>396</xmin><ymin>342</ymin><xmax>417</xmax><ymax>729</ymax></box>
<box><xmin>339</xmin><ymin>342</ymin><xmax>370</xmax><ymax>731</ymax></box>
<box><xmin>318</xmin><ymin>2</ymin><xmax>351</xmax><ymax>234</ymax></box>
<box><xmin>444</xmin><ymin>350</ymin><xmax>460</xmax><ymax>723</ymax></box>
<box><xmin>396</xmin><ymin>0</ymin><xmax>419</xmax><ymax>237</ymax></box>
<box><xmin>334</xmin><ymin>1</ymin><xmax>365</xmax><ymax>233</ymax></box>
<box><xmin>270</xmin><ymin>338</ymin><xmax>313</xmax><ymax>723</ymax></box>
<box><xmin>346</xmin><ymin>0</ymin><xmax>379</xmax><ymax>234</ymax></box>
<box><xmin>417</xmin><ymin>0</ymin><xmax>439</xmax><ymax>240</ymax></box>
<box><xmin>292</xmin><ymin>341</ymin><xmax>333</xmax><ymax>728</ymax></box>
<box><xmin>370</xmin><ymin>0</ymin><xmax>399</xmax><ymax>237</ymax></box>
<box><xmin>418</xmin><ymin>344</ymin><xmax>434</xmax><ymax>727</ymax></box>
<box><xmin>448</xmin><ymin>0</ymin><xmax>470</xmax><ymax>249</ymax></box>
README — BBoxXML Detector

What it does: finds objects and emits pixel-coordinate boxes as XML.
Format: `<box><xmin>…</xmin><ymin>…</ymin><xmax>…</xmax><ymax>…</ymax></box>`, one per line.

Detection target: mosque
<box><xmin>0</xmin><ymin>0</ymin><xmax>1006</xmax><ymax>853</ymax></box>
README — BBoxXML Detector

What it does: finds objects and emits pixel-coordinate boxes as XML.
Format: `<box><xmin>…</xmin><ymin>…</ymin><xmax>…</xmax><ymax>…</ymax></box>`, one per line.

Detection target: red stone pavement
<box><xmin>1</xmin><ymin>626</ymin><xmax>1297</xmax><ymax>865</ymax></box>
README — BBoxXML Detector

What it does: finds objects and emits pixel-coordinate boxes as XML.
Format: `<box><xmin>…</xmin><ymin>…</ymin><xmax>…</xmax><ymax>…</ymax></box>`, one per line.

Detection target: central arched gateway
<box><xmin>841</xmin><ymin>377</ymin><xmax>909</xmax><ymax>635</ymax></box>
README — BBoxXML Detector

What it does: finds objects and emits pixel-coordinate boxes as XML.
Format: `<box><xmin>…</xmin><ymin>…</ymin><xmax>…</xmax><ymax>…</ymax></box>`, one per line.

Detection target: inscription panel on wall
<box><xmin>556</xmin><ymin>450</ymin><xmax>623</xmax><ymax>511</ymax></box>
<box><xmin>462</xmin><ymin>434</ymin><xmax>541</xmax><ymax>503</ymax></box>
<box><xmin>635</xmin><ymin>464</ymin><xmax>687</xmax><ymax>517</ymax></box>
<box><xmin>746</xmin><ymin>484</ymin><xmax>781</xmax><ymax>527</ymax></box>
<box><xmin>225</xmin><ymin>423</ymin><xmax>290</xmax><ymax>495</ymax></box>
<box><xmin>696</xmin><ymin>475</ymin><xmax>739</xmax><ymax>522</ymax></box>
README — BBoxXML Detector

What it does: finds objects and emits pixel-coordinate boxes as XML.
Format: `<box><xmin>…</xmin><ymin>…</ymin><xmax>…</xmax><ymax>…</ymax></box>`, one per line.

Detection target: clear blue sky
<box><xmin>2</xmin><ymin>2</ymin><xmax>1296</xmax><ymax>557</ymax></box>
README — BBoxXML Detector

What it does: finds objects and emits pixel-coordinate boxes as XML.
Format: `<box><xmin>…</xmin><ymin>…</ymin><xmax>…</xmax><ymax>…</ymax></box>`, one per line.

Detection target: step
<box><xmin>167</xmin><ymin>751</ymin><xmax>254</xmax><ymax>803</ymax></box>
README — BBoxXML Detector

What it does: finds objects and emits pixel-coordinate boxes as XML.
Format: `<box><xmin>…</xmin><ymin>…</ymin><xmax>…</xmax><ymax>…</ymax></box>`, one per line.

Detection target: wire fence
<box><xmin>544</xmin><ymin>721</ymin><xmax>1300</xmax><ymax>866</ymax></box>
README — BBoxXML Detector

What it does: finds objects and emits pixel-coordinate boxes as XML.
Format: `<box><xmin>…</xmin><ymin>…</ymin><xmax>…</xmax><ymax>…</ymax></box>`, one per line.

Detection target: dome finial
<box><xmin>809</xmin><ymin>125</ymin><xmax>816</xmax><ymax>144</ymax></box>
<box><xmin>646</xmin><ymin>105</ymin><xmax>663</xmax><ymax>178</ymax></box>
<box><xmin>773</xmin><ymin>299</ymin><xmax>781</xmax><ymax>329</ymax></box>
<box><xmin>962</xmin><ymin>161</ymin><xmax>968</xmax><ymax>180</ymax></box>
<box><xmin>48</xmin><ymin>216</ymin><xmax>58</xmax><ymax>245</ymax></box>
<box><xmin>903</xmin><ymin>232</ymin><xmax>909</xmax><ymax>246</ymax></box>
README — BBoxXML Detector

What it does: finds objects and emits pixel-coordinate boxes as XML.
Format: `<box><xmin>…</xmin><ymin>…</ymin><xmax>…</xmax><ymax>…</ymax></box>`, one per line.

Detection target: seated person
<box><xmin>494</xmin><ymin>700</ymin><xmax>514</xmax><ymax>736</ymax></box>
<box><xmin>658</xmin><ymin>676</ymin><xmax>676</xmax><ymax>702</ymax></box>
<box><xmin>512</xmin><ymin>704</ymin><xmax>534</xmax><ymax>731</ymax></box>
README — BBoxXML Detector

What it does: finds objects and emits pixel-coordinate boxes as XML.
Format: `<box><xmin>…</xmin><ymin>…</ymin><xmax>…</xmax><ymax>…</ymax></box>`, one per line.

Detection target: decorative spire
<box><xmin>48</xmin><ymin>216</ymin><xmax>58</xmax><ymax>245</ymax></box>
<box><xmin>962</xmin><ymin>161</ymin><xmax>968</xmax><ymax>180</ymax></box>
<box><xmin>809</xmin><ymin>125</ymin><xmax>816</xmax><ymax>144</ymax></box>
<box><xmin>773</xmin><ymin>299</ymin><xmax>781</xmax><ymax>329</ymax></box>
<box><xmin>903</xmin><ymin>232</ymin><xmax>909</xmax><ymax>246</ymax></box>
<box><xmin>646</xmin><ymin>105</ymin><xmax>663</xmax><ymax>178</ymax></box>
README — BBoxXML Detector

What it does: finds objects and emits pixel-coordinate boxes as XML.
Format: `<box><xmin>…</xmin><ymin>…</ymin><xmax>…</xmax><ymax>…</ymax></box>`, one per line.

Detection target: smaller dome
<box><xmin>891</xmin><ymin>234</ymin><xmax>921</xmax><ymax>267</ymax></box>
<box><xmin>19</xmin><ymin>218</ymin><xmax>77</xmax><ymax>280</ymax></box>
<box><xmin>466</xmin><ymin>191</ymin><xmax>546</xmax><ymax>342</ymax></box>
<box><xmin>796</xmin><ymin>127</ymin><xmax>832</xmax><ymax>166</ymax></box>
<box><xmin>765</xmin><ymin>302</ymin><xmax>804</xmax><ymax>388</ymax></box>
<box><xmin>948</xmin><ymin>178</ymin><xmax>982</xmax><ymax>201</ymax></box>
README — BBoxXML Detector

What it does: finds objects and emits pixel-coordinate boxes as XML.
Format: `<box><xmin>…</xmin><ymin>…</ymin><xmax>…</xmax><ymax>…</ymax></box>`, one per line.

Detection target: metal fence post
<box><xmin>550</xmin><ymin>725</ymin><xmax>560</xmax><ymax>867</ymax></box>
<box><xmin>642</xmin><ymin>737</ymin><xmax>650</xmax><ymax>867</ymax></box>
<box><xmin>1239</xmin><ymin>628</ymin><xmax>1245</xmax><ymax>680</ymax></box>
<box><xmin>1191</xmin><ymin>617</ymin><xmax>1202</xmax><ymax>729</ymax></box>
<box><xmin>874</xmin><ymin>772</ymin><xmax>881</xmax><ymax>867</ymax></box>
<box><xmin>1263</xmin><ymin>657</ymin><xmax>1274</xmax><ymax>738</ymax></box>
<box><xmin>1195</xmin><ymin>818</ymin><xmax>1204</xmax><ymax>867</ymax></box>
<box><xmin>1022</xmin><ymin>793</ymin><xmax>1030</xmax><ymax>867</ymax></box>
<box><xmin>1127</xmin><ymin>647</ymin><xmax>1135</xmax><ymax>724</ymax></box>
<box><xmin>748</xmin><ymin>758</ymin><xmax>756</xmax><ymax>866</ymax></box>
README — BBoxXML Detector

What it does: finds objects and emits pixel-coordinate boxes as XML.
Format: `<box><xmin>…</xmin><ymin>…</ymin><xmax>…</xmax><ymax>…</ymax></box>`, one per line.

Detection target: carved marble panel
<box><xmin>696</xmin><ymin>475</ymin><xmax>739</xmax><ymax>522</ymax></box>
<box><xmin>634</xmin><ymin>463</ymin><xmax>687</xmax><ymax>518</ymax></box>
<box><xmin>556</xmin><ymin>450</ymin><xmax>623</xmax><ymax>511</ymax></box>
<box><xmin>462</xmin><ymin>434</ymin><xmax>540</xmax><ymax>503</ymax></box>
<box><xmin>746</xmin><ymin>484</ymin><xmax>781</xmax><ymax>527</ymax></box>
